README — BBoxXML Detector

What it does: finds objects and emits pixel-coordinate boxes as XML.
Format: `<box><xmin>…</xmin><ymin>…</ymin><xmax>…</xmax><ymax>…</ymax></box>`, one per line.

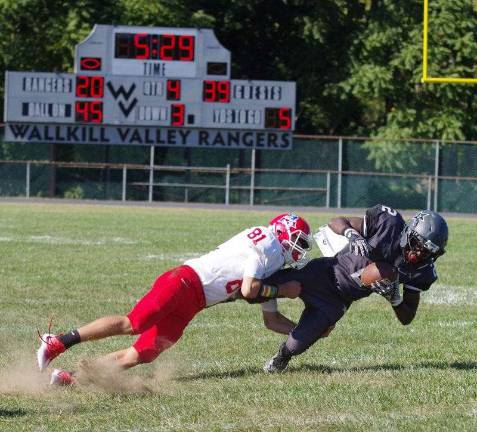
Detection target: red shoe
<box><xmin>50</xmin><ymin>368</ymin><xmax>75</xmax><ymax>386</ymax></box>
<box><xmin>37</xmin><ymin>333</ymin><xmax>66</xmax><ymax>372</ymax></box>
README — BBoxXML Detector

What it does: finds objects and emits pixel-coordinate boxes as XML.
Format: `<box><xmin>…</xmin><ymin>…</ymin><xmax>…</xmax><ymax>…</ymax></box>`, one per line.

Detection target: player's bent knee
<box><xmin>133</xmin><ymin>334</ymin><xmax>180</xmax><ymax>364</ymax></box>
<box><xmin>135</xmin><ymin>347</ymin><xmax>161</xmax><ymax>364</ymax></box>
<box><xmin>122</xmin><ymin>316</ymin><xmax>134</xmax><ymax>335</ymax></box>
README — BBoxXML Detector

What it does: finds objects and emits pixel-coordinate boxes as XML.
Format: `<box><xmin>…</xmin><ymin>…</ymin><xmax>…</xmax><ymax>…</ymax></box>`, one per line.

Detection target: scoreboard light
<box><xmin>80</xmin><ymin>57</ymin><xmax>102</xmax><ymax>71</ymax></box>
<box><xmin>170</xmin><ymin>104</ymin><xmax>185</xmax><ymax>126</ymax></box>
<box><xmin>115</xmin><ymin>33</ymin><xmax>195</xmax><ymax>61</ymax></box>
<box><xmin>166</xmin><ymin>79</ymin><xmax>181</xmax><ymax>100</ymax></box>
<box><xmin>75</xmin><ymin>101</ymin><xmax>103</xmax><ymax>123</ymax></box>
<box><xmin>75</xmin><ymin>75</ymin><xmax>104</xmax><ymax>98</ymax></box>
<box><xmin>265</xmin><ymin>108</ymin><xmax>292</xmax><ymax>130</ymax></box>
<box><xmin>5</xmin><ymin>25</ymin><xmax>296</xmax><ymax>148</ymax></box>
<box><xmin>203</xmin><ymin>80</ymin><xmax>231</xmax><ymax>103</ymax></box>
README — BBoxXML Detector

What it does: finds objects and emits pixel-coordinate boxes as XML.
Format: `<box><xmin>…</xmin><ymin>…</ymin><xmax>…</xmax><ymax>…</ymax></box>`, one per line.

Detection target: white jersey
<box><xmin>185</xmin><ymin>226</ymin><xmax>285</xmax><ymax>307</ymax></box>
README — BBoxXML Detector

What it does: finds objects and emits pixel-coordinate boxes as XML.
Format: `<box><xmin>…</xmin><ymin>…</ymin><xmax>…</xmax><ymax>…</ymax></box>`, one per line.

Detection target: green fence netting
<box><xmin>0</xmin><ymin>129</ymin><xmax>476</xmax><ymax>213</ymax></box>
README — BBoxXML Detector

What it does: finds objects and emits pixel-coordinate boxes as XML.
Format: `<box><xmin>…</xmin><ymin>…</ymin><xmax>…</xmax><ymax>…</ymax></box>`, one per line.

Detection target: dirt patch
<box><xmin>0</xmin><ymin>352</ymin><xmax>50</xmax><ymax>395</ymax></box>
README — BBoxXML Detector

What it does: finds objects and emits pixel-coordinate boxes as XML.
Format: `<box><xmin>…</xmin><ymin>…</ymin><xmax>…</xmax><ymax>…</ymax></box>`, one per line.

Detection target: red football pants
<box><xmin>127</xmin><ymin>265</ymin><xmax>205</xmax><ymax>363</ymax></box>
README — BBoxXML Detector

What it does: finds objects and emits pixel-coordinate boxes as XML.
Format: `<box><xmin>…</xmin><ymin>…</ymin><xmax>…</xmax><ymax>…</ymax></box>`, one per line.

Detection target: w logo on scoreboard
<box><xmin>107</xmin><ymin>82</ymin><xmax>138</xmax><ymax>118</ymax></box>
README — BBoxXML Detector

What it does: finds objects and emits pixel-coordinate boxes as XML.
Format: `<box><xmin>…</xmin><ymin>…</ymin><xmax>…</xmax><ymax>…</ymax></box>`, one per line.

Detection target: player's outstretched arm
<box><xmin>262</xmin><ymin>310</ymin><xmax>296</xmax><ymax>335</ymax></box>
<box><xmin>329</xmin><ymin>216</ymin><xmax>370</xmax><ymax>257</ymax></box>
<box><xmin>328</xmin><ymin>216</ymin><xmax>364</xmax><ymax>235</ymax></box>
<box><xmin>240</xmin><ymin>276</ymin><xmax>263</xmax><ymax>299</ymax></box>
<box><xmin>277</xmin><ymin>280</ymin><xmax>301</xmax><ymax>299</ymax></box>
<box><xmin>241</xmin><ymin>277</ymin><xmax>301</xmax><ymax>302</ymax></box>
<box><xmin>392</xmin><ymin>290</ymin><xmax>420</xmax><ymax>325</ymax></box>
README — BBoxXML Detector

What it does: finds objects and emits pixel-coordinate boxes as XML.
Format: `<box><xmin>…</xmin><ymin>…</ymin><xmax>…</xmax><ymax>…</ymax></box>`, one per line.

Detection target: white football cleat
<box><xmin>37</xmin><ymin>333</ymin><xmax>66</xmax><ymax>372</ymax></box>
<box><xmin>50</xmin><ymin>368</ymin><xmax>75</xmax><ymax>386</ymax></box>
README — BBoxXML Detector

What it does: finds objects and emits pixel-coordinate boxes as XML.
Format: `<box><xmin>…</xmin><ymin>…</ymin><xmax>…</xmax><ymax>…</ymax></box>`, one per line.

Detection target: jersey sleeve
<box><xmin>403</xmin><ymin>265</ymin><xmax>438</xmax><ymax>292</ymax></box>
<box><xmin>363</xmin><ymin>204</ymin><xmax>390</xmax><ymax>238</ymax></box>
<box><xmin>242</xmin><ymin>250</ymin><xmax>267</xmax><ymax>279</ymax></box>
<box><xmin>363</xmin><ymin>204</ymin><xmax>405</xmax><ymax>258</ymax></box>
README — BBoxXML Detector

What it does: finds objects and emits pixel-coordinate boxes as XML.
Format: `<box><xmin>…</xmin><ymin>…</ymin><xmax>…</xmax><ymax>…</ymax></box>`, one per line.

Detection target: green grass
<box><xmin>0</xmin><ymin>202</ymin><xmax>476</xmax><ymax>431</ymax></box>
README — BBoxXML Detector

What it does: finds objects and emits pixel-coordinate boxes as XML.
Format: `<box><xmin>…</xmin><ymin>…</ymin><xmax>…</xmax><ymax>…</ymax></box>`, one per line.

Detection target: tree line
<box><xmin>1</xmin><ymin>0</ymin><xmax>477</xmax><ymax>171</ymax></box>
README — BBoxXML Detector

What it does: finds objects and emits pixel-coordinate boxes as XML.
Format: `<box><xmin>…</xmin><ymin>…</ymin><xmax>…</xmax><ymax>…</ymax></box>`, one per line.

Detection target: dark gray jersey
<box><xmin>266</xmin><ymin>254</ymin><xmax>373</xmax><ymax>305</ymax></box>
<box><xmin>363</xmin><ymin>204</ymin><xmax>438</xmax><ymax>292</ymax></box>
<box><xmin>264</xmin><ymin>255</ymin><xmax>373</xmax><ymax>356</ymax></box>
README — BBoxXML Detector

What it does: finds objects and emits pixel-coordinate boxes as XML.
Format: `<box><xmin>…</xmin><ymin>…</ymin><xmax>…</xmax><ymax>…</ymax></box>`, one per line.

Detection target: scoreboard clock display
<box><xmin>115</xmin><ymin>33</ymin><xmax>195</xmax><ymax>61</ymax></box>
<box><xmin>4</xmin><ymin>24</ymin><xmax>296</xmax><ymax>148</ymax></box>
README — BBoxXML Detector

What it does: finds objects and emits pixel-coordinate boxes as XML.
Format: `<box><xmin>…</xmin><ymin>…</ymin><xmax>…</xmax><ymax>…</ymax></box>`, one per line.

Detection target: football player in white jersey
<box><xmin>37</xmin><ymin>213</ymin><xmax>313</xmax><ymax>385</ymax></box>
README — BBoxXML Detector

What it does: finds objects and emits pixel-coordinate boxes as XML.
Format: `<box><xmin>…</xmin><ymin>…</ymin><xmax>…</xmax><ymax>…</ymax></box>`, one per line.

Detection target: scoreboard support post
<box><xmin>250</xmin><ymin>149</ymin><xmax>256</xmax><ymax>206</ymax></box>
<box><xmin>148</xmin><ymin>145</ymin><xmax>155</xmax><ymax>203</ymax></box>
<box><xmin>122</xmin><ymin>165</ymin><xmax>127</xmax><ymax>202</ymax></box>
<box><xmin>225</xmin><ymin>164</ymin><xmax>230</xmax><ymax>205</ymax></box>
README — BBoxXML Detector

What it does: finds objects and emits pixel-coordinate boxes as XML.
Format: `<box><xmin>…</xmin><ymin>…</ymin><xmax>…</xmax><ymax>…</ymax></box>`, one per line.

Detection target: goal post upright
<box><xmin>422</xmin><ymin>0</ymin><xmax>429</xmax><ymax>83</ymax></box>
<box><xmin>422</xmin><ymin>0</ymin><xmax>477</xmax><ymax>84</ymax></box>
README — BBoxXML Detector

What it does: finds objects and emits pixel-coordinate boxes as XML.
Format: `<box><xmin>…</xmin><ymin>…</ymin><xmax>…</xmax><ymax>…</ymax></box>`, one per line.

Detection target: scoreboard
<box><xmin>4</xmin><ymin>25</ymin><xmax>296</xmax><ymax>149</ymax></box>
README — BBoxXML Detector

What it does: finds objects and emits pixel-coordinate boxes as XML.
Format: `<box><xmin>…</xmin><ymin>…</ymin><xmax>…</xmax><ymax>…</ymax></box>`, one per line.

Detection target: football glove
<box><xmin>344</xmin><ymin>228</ymin><xmax>371</xmax><ymax>257</ymax></box>
<box><xmin>370</xmin><ymin>278</ymin><xmax>402</xmax><ymax>306</ymax></box>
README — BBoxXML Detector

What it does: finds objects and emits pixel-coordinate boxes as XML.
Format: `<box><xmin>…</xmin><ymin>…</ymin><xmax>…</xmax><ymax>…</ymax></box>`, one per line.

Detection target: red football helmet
<box><xmin>269</xmin><ymin>213</ymin><xmax>313</xmax><ymax>268</ymax></box>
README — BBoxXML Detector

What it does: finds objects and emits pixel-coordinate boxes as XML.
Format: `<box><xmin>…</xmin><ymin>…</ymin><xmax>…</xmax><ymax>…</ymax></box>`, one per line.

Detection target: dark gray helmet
<box><xmin>400</xmin><ymin>210</ymin><xmax>448</xmax><ymax>263</ymax></box>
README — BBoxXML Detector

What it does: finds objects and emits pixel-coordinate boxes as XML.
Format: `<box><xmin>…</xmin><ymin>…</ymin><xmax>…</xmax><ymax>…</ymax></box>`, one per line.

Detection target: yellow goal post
<box><xmin>422</xmin><ymin>0</ymin><xmax>477</xmax><ymax>83</ymax></box>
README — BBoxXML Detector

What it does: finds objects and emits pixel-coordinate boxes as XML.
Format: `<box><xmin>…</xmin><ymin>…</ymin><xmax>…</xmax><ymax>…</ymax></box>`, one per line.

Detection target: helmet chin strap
<box><xmin>407</xmin><ymin>251</ymin><xmax>419</xmax><ymax>264</ymax></box>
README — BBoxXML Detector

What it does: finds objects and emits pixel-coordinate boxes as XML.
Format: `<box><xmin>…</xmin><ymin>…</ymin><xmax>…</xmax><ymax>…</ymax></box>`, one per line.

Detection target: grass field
<box><xmin>0</xmin><ymin>202</ymin><xmax>476</xmax><ymax>432</ymax></box>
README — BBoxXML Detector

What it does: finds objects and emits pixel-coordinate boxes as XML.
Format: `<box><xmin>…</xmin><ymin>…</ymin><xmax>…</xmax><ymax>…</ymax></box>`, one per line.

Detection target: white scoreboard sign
<box><xmin>4</xmin><ymin>25</ymin><xmax>295</xmax><ymax>149</ymax></box>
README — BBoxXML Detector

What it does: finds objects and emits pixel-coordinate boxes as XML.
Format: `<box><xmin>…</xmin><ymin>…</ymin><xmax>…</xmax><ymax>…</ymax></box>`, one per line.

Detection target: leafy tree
<box><xmin>0</xmin><ymin>0</ymin><xmax>121</xmax><ymax>116</ymax></box>
<box><xmin>339</xmin><ymin>0</ymin><xmax>477</xmax><ymax>172</ymax></box>
<box><xmin>1</xmin><ymin>0</ymin><xmax>477</xmax><ymax>177</ymax></box>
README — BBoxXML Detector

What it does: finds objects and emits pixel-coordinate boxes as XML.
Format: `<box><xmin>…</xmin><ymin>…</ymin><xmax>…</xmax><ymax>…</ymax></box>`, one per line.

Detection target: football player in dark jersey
<box><xmin>264</xmin><ymin>204</ymin><xmax>448</xmax><ymax>373</ymax></box>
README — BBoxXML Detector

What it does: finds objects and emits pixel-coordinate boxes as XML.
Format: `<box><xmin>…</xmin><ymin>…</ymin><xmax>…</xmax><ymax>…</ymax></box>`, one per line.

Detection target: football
<box><xmin>360</xmin><ymin>261</ymin><xmax>397</xmax><ymax>287</ymax></box>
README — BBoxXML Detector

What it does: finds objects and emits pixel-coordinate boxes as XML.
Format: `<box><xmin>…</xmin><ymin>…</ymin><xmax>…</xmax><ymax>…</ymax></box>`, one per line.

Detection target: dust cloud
<box><xmin>0</xmin><ymin>350</ymin><xmax>181</xmax><ymax>396</ymax></box>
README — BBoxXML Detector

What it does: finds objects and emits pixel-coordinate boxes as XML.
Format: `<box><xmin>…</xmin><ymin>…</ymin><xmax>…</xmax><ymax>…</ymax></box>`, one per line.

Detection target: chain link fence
<box><xmin>1</xmin><ymin>127</ymin><xmax>476</xmax><ymax>213</ymax></box>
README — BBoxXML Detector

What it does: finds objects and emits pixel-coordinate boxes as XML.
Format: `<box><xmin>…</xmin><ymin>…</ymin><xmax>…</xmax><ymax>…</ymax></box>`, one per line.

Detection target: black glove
<box><xmin>370</xmin><ymin>278</ymin><xmax>402</xmax><ymax>306</ymax></box>
<box><xmin>344</xmin><ymin>228</ymin><xmax>371</xmax><ymax>257</ymax></box>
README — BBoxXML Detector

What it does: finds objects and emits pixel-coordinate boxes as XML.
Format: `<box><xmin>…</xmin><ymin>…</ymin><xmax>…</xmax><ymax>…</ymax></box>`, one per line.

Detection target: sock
<box><xmin>279</xmin><ymin>341</ymin><xmax>294</xmax><ymax>360</ymax></box>
<box><xmin>58</xmin><ymin>329</ymin><xmax>81</xmax><ymax>349</ymax></box>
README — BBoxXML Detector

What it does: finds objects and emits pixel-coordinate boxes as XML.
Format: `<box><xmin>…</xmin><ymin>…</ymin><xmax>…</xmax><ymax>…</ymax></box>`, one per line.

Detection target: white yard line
<box><xmin>142</xmin><ymin>252</ymin><xmax>202</xmax><ymax>261</ymax></box>
<box><xmin>422</xmin><ymin>283</ymin><xmax>477</xmax><ymax>306</ymax></box>
<box><xmin>0</xmin><ymin>234</ymin><xmax>139</xmax><ymax>246</ymax></box>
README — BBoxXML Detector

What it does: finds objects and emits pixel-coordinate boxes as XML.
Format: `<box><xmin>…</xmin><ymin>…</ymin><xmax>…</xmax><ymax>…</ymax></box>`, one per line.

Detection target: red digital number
<box><xmin>134</xmin><ymin>33</ymin><xmax>150</xmax><ymax>59</ymax></box>
<box><xmin>217</xmin><ymin>81</ymin><xmax>230</xmax><ymax>102</ymax></box>
<box><xmin>178</xmin><ymin>35</ymin><xmax>194</xmax><ymax>61</ymax></box>
<box><xmin>226</xmin><ymin>279</ymin><xmax>242</xmax><ymax>294</ymax></box>
<box><xmin>75</xmin><ymin>76</ymin><xmax>104</xmax><ymax>98</ymax></box>
<box><xmin>170</xmin><ymin>104</ymin><xmax>185</xmax><ymax>126</ymax></box>
<box><xmin>203</xmin><ymin>80</ymin><xmax>231</xmax><ymax>103</ymax></box>
<box><xmin>278</xmin><ymin>108</ymin><xmax>292</xmax><ymax>130</ymax></box>
<box><xmin>203</xmin><ymin>81</ymin><xmax>215</xmax><ymax>102</ymax></box>
<box><xmin>75</xmin><ymin>101</ymin><xmax>103</xmax><ymax>123</ymax></box>
<box><xmin>167</xmin><ymin>80</ymin><xmax>181</xmax><ymax>101</ymax></box>
<box><xmin>160</xmin><ymin>34</ymin><xmax>175</xmax><ymax>61</ymax></box>
<box><xmin>90</xmin><ymin>76</ymin><xmax>104</xmax><ymax>98</ymax></box>
<box><xmin>247</xmin><ymin>228</ymin><xmax>266</xmax><ymax>245</ymax></box>
<box><xmin>80</xmin><ymin>57</ymin><xmax>102</xmax><ymax>71</ymax></box>
<box><xmin>75</xmin><ymin>76</ymin><xmax>89</xmax><ymax>98</ymax></box>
